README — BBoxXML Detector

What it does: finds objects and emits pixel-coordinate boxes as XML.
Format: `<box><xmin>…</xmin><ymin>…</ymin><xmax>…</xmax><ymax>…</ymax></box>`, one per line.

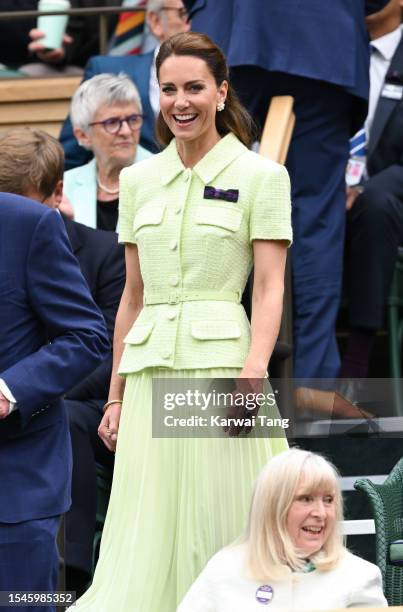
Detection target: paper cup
<box><xmin>37</xmin><ymin>0</ymin><xmax>71</xmax><ymax>50</ymax></box>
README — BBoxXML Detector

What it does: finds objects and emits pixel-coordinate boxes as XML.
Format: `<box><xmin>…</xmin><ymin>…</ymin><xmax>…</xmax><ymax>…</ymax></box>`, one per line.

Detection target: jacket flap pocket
<box><xmin>191</xmin><ymin>320</ymin><xmax>241</xmax><ymax>340</ymax></box>
<box><xmin>133</xmin><ymin>204</ymin><xmax>166</xmax><ymax>232</ymax></box>
<box><xmin>196</xmin><ymin>206</ymin><xmax>242</xmax><ymax>232</ymax></box>
<box><xmin>124</xmin><ymin>322</ymin><xmax>154</xmax><ymax>345</ymax></box>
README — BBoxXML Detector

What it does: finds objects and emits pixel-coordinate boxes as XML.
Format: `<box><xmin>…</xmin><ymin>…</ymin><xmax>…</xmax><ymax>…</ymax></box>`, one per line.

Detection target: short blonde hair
<box><xmin>0</xmin><ymin>128</ymin><xmax>63</xmax><ymax>198</ymax></box>
<box><xmin>245</xmin><ymin>448</ymin><xmax>345</xmax><ymax>581</ymax></box>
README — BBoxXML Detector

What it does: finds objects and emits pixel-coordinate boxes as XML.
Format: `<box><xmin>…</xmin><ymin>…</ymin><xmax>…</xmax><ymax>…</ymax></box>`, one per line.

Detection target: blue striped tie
<box><xmin>349</xmin><ymin>126</ymin><xmax>367</xmax><ymax>157</ymax></box>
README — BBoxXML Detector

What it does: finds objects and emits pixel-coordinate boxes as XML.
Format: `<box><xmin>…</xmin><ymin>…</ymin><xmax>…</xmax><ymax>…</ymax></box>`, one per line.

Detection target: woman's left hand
<box><xmin>98</xmin><ymin>403</ymin><xmax>122</xmax><ymax>452</ymax></box>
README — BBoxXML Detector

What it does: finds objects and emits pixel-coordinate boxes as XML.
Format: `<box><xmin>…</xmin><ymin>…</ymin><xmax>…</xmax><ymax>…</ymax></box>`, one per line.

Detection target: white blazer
<box><xmin>177</xmin><ymin>545</ymin><xmax>388</xmax><ymax>611</ymax></box>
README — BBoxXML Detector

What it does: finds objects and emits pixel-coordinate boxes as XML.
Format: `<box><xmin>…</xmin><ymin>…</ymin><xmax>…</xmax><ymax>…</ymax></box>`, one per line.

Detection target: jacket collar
<box><xmin>158</xmin><ymin>133</ymin><xmax>247</xmax><ymax>186</ymax></box>
<box><xmin>73</xmin><ymin>157</ymin><xmax>97</xmax><ymax>186</ymax></box>
<box><xmin>62</xmin><ymin>215</ymin><xmax>81</xmax><ymax>254</ymax></box>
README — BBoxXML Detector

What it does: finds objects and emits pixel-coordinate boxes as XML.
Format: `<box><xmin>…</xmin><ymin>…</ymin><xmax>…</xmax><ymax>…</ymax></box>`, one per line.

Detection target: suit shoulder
<box><xmin>239</xmin><ymin>149</ymin><xmax>288</xmax><ymax>176</ymax></box>
<box><xmin>121</xmin><ymin>154</ymin><xmax>160</xmax><ymax>183</ymax></box>
<box><xmin>87</xmin><ymin>51</ymin><xmax>153</xmax><ymax>75</ymax></box>
<box><xmin>0</xmin><ymin>193</ymin><xmax>56</xmax><ymax>224</ymax></box>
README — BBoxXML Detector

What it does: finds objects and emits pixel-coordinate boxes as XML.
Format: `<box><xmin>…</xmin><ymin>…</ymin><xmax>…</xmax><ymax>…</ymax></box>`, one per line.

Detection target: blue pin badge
<box><xmin>255</xmin><ymin>585</ymin><xmax>274</xmax><ymax>605</ymax></box>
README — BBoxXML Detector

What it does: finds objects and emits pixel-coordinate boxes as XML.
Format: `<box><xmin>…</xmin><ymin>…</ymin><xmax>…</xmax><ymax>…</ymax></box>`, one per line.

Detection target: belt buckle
<box><xmin>167</xmin><ymin>291</ymin><xmax>180</xmax><ymax>305</ymax></box>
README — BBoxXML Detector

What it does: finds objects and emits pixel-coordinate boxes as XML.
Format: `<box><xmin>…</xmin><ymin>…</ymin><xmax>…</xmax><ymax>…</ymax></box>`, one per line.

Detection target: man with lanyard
<box><xmin>343</xmin><ymin>0</ymin><xmax>403</xmax><ymax>378</ymax></box>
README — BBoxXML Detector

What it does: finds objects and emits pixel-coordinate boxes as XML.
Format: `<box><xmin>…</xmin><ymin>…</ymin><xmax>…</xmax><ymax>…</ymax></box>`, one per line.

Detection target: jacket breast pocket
<box><xmin>195</xmin><ymin>205</ymin><xmax>243</xmax><ymax>235</ymax></box>
<box><xmin>194</xmin><ymin>206</ymin><xmax>245</xmax><ymax>284</ymax></box>
<box><xmin>133</xmin><ymin>204</ymin><xmax>166</xmax><ymax>234</ymax></box>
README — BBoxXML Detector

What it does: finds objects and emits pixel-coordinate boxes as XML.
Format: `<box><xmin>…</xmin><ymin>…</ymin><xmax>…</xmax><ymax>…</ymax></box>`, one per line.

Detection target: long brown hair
<box><xmin>155</xmin><ymin>32</ymin><xmax>255</xmax><ymax>148</ymax></box>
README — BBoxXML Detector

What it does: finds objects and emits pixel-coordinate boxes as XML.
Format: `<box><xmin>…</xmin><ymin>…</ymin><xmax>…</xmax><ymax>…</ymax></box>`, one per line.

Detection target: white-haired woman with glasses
<box><xmin>63</xmin><ymin>73</ymin><xmax>153</xmax><ymax>231</ymax></box>
<box><xmin>178</xmin><ymin>448</ymin><xmax>387</xmax><ymax>611</ymax></box>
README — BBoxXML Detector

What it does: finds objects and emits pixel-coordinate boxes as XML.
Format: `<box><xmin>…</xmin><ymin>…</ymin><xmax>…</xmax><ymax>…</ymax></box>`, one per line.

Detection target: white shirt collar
<box><xmin>371</xmin><ymin>25</ymin><xmax>402</xmax><ymax>61</ymax></box>
<box><xmin>149</xmin><ymin>45</ymin><xmax>160</xmax><ymax>117</ymax></box>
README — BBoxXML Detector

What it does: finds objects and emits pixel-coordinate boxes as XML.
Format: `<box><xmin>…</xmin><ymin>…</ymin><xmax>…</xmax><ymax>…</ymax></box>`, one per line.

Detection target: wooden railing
<box><xmin>0</xmin><ymin>5</ymin><xmax>145</xmax><ymax>138</ymax></box>
<box><xmin>259</xmin><ymin>96</ymin><xmax>295</xmax><ymax>165</ymax></box>
<box><xmin>0</xmin><ymin>6</ymin><xmax>146</xmax><ymax>55</ymax></box>
<box><xmin>0</xmin><ymin>76</ymin><xmax>81</xmax><ymax>138</ymax></box>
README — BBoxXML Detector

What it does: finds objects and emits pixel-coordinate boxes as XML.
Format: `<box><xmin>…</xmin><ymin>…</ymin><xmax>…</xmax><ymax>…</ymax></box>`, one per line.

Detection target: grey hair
<box><xmin>70</xmin><ymin>73</ymin><xmax>142</xmax><ymax>130</ymax></box>
<box><xmin>146</xmin><ymin>0</ymin><xmax>165</xmax><ymax>13</ymax></box>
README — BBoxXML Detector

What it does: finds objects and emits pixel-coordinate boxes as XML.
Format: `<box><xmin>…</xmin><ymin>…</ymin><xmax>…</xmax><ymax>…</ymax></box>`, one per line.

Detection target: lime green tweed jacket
<box><xmin>118</xmin><ymin>133</ymin><xmax>292</xmax><ymax>374</ymax></box>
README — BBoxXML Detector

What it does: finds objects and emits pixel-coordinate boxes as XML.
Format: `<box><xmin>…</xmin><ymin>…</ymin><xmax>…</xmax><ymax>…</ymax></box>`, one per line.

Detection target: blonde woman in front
<box><xmin>179</xmin><ymin>448</ymin><xmax>388</xmax><ymax>611</ymax></box>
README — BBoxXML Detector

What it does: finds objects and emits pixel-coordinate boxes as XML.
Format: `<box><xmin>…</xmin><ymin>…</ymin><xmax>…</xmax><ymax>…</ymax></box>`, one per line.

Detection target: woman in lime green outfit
<box><xmin>72</xmin><ymin>32</ymin><xmax>292</xmax><ymax>612</ymax></box>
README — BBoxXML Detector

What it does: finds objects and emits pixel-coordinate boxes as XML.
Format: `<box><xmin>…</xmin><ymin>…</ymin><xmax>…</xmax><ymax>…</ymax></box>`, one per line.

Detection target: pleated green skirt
<box><xmin>71</xmin><ymin>368</ymin><xmax>288</xmax><ymax>612</ymax></box>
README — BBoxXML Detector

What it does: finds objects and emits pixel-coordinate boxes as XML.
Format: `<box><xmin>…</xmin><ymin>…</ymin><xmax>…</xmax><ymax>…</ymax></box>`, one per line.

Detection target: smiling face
<box><xmin>286</xmin><ymin>479</ymin><xmax>337</xmax><ymax>557</ymax></box>
<box><xmin>75</xmin><ymin>101</ymin><xmax>140</xmax><ymax>170</ymax></box>
<box><xmin>159</xmin><ymin>54</ymin><xmax>228</xmax><ymax>150</ymax></box>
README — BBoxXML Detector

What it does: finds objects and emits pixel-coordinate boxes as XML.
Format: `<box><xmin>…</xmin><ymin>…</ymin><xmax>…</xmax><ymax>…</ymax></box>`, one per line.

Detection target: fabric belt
<box><xmin>143</xmin><ymin>289</ymin><xmax>242</xmax><ymax>306</ymax></box>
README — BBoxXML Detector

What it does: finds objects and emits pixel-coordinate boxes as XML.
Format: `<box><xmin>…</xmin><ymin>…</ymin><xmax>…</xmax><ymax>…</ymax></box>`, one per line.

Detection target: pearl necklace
<box><xmin>96</xmin><ymin>173</ymin><xmax>119</xmax><ymax>195</ymax></box>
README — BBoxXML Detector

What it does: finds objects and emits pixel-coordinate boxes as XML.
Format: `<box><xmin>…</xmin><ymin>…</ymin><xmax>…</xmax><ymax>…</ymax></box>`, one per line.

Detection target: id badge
<box><xmin>381</xmin><ymin>83</ymin><xmax>403</xmax><ymax>100</ymax></box>
<box><xmin>346</xmin><ymin>156</ymin><xmax>366</xmax><ymax>187</ymax></box>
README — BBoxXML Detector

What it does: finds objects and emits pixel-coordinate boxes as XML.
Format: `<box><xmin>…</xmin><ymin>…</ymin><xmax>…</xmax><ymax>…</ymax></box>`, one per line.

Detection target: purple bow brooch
<box><xmin>204</xmin><ymin>186</ymin><xmax>239</xmax><ymax>203</ymax></box>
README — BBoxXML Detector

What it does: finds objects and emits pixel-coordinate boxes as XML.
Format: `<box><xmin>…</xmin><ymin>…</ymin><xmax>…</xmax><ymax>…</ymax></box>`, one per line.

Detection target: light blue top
<box><xmin>63</xmin><ymin>144</ymin><xmax>153</xmax><ymax>229</ymax></box>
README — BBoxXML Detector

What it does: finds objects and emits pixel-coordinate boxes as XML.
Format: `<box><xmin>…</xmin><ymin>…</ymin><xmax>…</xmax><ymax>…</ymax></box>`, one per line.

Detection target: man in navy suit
<box><xmin>60</xmin><ymin>0</ymin><xmax>191</xmax><ymax>170</ymax></box>
<box><xmin>0</xmin><ymin>135</ymin><xmax>109</xmax><ymax>609</ymax></box>
<box><xmin>343</xmin><ymin>0</ymin><xmax>403</xmax><ymax>377</ymax></box>
<box><xmin>0</xmin><ymin>127</ymin><xmax>125</xmax><ymax>597</ymax></box>
<box><xmin>185</xmin><ymin>0</ymin><xmax>389</xmax><ymax>379</ymax></box>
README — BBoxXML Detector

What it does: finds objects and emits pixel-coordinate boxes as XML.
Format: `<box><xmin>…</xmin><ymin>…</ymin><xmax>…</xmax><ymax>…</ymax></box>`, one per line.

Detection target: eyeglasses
<box><xmin>160</xmin><ymin>6</ymin><xmax>189</xmax><ymax>21</ymax></box>
<box><xmin>89</xmin><ymin>113</ymin><xmax>144</xmax><ymax>134</ymax></box>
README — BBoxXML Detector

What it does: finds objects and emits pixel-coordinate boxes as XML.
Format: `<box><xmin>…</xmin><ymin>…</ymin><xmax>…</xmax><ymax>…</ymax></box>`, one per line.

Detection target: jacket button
<box><xmin>169</xmin><ymin>239</ymin><xmax>178</xmax><ymax>250</ymax></box>
<box><xmin>169</xmin><ymin>276</ymin><xmax>179</xmax><ymax>287</ymax></box>
<box><xmin>162</xmin><ymin>351</ymin><xmax>172</xmax><ymax>360</ymax></box>
<box><xmin>183</xmin><ymin>169</ymin><xmax>191</xmax><ymax>182</ymax></box>
<box><xmin>175</xmin><ymin>206</ymin><xmax>182</xmax><ymax>214</ymax></box>
<box><xmin>167</xmin><ymin>310</ymin><xmax>177</xmax><ymax>320</ymax></box>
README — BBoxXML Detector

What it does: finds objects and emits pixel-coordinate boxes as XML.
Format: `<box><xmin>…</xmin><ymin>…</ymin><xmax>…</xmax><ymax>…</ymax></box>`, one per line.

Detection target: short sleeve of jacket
<box><xmin>249</xmin><ymin>163</ymin><xmax>292</xmax><ymax>245</ymax></box>
<box><xmin>118</xmin><ymin>166</ymin><xmax>136</xmax><ymax>244</ymax></box>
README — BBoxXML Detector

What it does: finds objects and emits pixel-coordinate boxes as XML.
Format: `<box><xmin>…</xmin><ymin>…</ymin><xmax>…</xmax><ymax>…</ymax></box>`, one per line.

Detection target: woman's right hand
<box><xmin>98</xmin><ymin>402</ymin><xmax>122</xmax><ymax>452</ymax></box>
